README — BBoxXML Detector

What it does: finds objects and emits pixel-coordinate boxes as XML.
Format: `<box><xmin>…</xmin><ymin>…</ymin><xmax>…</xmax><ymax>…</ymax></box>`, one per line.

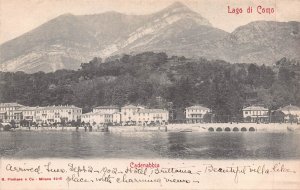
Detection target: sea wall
<box><xmin>10</xmin><ymin>123</ymin><xmax>300</xmax><ymax>133</ymax></box>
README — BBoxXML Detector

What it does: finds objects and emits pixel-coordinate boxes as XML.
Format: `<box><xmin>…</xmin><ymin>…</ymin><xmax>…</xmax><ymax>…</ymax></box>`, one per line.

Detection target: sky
<box><xmin>0</xmin><ymin>0</ymin><xmax>299</xmax><ymax>44</ymax></box>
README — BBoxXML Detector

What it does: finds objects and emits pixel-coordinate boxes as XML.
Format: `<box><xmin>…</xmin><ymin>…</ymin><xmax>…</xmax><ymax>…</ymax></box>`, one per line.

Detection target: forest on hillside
<box><xmin>0</xmin><ymin>52</ymin><xmax>299</xmax><ymax>122</ymax></box>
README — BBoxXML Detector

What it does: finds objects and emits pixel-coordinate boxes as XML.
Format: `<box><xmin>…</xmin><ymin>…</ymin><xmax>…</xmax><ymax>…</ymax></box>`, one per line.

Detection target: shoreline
<box><xmin>5</xmin><ymin>123</ymin><xmax>300</xmax><ymax>133</ymax></box>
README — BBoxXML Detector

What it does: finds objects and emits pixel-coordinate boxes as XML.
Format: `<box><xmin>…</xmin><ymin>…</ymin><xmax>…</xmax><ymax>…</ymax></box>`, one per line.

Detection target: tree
<box><xmin>60</xmin><ymin>118</ymin><xmax>66</xmax><ymax>126</ymax></box>
<box><xmin>245</xmin><ymin>116</ymin><xmax>251</xmax><ymax>123</ymax></box>
<box><xmin>20</xmin><ymin>119</ymin><xmax>28</xmax><ymax>127</ymax></box>
<box><xmin>71</xmin><ymin>120</ymin><xmax>76</xmax><ymax>127</ymax></box>
<box><xmin>203</xmin><ymin>113</ymin><xmax>212</xmax><ymax>123</ymax></box>
<box><xmin>10</xmin><ymin>120</ymin><xmax>16</xmax><ymax>128</ymax></box>
<box><xmin>271</xmin><ymin>111</ymin><xmax>285</xmax><ymax>123</ymax></box>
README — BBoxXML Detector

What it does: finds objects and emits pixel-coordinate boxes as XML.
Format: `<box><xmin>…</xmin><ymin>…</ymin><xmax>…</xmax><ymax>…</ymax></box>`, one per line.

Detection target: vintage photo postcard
<box><xmin>0</xmin><ymin>0</ymin><xmax>300</xmax><ymax>189</ymax></box>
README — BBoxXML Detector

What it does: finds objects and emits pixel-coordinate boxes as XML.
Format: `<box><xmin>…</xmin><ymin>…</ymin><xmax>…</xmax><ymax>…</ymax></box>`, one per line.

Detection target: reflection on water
<box><xmin>0</xmin><ymin>131</ymin><xmax>299</xmax><ymax>159</ymax></box>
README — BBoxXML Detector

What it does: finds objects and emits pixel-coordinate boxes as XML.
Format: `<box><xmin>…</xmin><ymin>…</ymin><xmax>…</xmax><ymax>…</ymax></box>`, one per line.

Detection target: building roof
<box><xmin>0</xmin><ymin>103</ymin><xmax>24</xmax><ymax>107</ymax></box>
<box><xmin>122</xmin><ymin>105</ymin><xmax>145</xmax><ymax>109</ymax></box>
<box><xmin>138</xmin><ymin>109</ymin><xmax>168</xmax><ymax>113</ymax></box>
<box><xmin>243</xmin><ymin>106</ymin><xmax>268</xmax><ymax>111</ymax></box>
<box><xmin>94</xmin><ymin>105</ymin><xmax>119</xmax><ymax>109</ymax></box>
<box><xmin>185</xmin><ymin>105</ymin><xmax>210</xmax><ymax>110</ymax></box>
<box><xmin>279</xmin><ymin>105</ymin><xmax>300</xmax><ymax>111</ymax></box>
<box><xmin>36</xmin><ymin>105</ymin><xmax>81</xmax><ymax>110</ymax></box>
<box><xmin>18</xmin><ymin>106</ymin><xmax>39</xmax><ymax>111</ymax></box>
<box><xmin>82</xmin><ymin>112</ymin><xmax>96</xmax><ymax>116</ymax></box>
<box><xmin>82</xmin><ymin>111</ymin><xmax>111</xmax><ymax>116</ymax></box>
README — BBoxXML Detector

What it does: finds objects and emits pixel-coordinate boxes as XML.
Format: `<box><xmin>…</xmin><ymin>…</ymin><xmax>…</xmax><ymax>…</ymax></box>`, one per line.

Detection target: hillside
<box><xmin>0</xmin><ymin>52</ymin><xmax>299</xmax><ymax>122</ymax></box>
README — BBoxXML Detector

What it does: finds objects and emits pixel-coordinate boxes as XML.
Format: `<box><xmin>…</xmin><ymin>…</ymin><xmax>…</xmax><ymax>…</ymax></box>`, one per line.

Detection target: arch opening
<box><xmin>208</xmin><ymin>127</ymin><xmax>214</xmax><ymax>132</ymax></box>
<box><xmin>225</xmin><ymin>127</ymin><xmax>231</xmax><ymax>132</ymax></box>
<box><xmin>233</xmin><ymin>127</ymin><xmax>239</xmax><ymax>132</ymax></box>
<box><xmin>249</xmin><ymin>127</ymin><xmax>255</xmax><ymax>132</ymax></box>
<box><xmin>216</xmin><ymin>127</ymin><xmax>223</xmax><ymax>132</ymax></box>
<box><xmin>241</xmin><ymin>127</ymin><xmax>247</xmax><ymax>132</ymax></box>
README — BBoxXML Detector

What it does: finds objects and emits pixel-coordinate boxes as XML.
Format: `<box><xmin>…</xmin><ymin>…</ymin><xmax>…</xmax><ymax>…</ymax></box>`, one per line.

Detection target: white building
<box><xmin>18</xmin><ymin>106</ymin><xmax>39</xmax><ymax>122</ymax></box>
<box><xmin>81</xmin><ymin>112</ymin><xmax>110</xmax><ymax>125</ymax></box>
<box><xmin>35</xmin><ymin>105</ymin><xmax>82</xmax><ymax>124</ymax></box>
<box><xmin>242</xmin><ymin>106</ymin><xmax>269</xmax><ymax>123</ymax></box>
<box><xmin>185</xmin><ymin>105</ymin><xmax>210</xmax><ymax>123</ymax></box>
<box><xmin>0</xmin><ymin>103</ymin><xmax>24</xmax><ymax>123</ymax></box>
<box><xmin>81</xmin><ymin>111</ymin><xmax>121</xmax><ymax>126</ymax></box>
<box><xmin>136</xmin><ymin>109</ymin><xmax>169</xmax><ymax>126</ymax></box>
<box><xmin>121</xmin><ymin>105</ymin><xmax>145</xmax><ymax>125</ymax></box>
<box><xmin>93</xmin><ymin>106</ymin><xmax>120</xmax><ymax>114</ymax></box>
<box><xmin>111</xmin><ymin>112</ymin><xmax>121</xmax><ymax>124</ymax></box>
<box><xmin>279</xmin><ymin>105</ymin><xmax>300</xmax><ymax>122</ymax></box>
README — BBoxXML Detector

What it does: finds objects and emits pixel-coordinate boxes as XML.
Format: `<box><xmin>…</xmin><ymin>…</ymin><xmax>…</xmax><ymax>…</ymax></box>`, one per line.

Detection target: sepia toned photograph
<box><xmin>0</xmin><ymin>0</ymin><xmax>299</xmax><ymax>189</ymax></box>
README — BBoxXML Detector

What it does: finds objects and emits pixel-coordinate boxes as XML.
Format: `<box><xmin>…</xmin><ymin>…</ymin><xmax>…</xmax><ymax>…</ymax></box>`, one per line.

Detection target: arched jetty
<box><xmin>207</xmin><ymin>125</ymin><xmax>257</xmax><ymax>132</ymax></box>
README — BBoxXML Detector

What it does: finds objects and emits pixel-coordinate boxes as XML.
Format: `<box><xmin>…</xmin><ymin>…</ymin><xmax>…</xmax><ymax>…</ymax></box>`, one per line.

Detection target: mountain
<box><xmin>0</xmin><ymin>2</ymin><xmax>299</xmax><ymax>73</ymax></box>
<box><xmin>101</xmin><ymin>2</ymin><xmax>227</xmax><ymax>59</ymax></box>
<box><xmin>0</xmin><ymin>14</ymin><xmax>100</xmax><ymax>72</ymax></box>
<box><xmin>227</xmin><ymin>21</ymin><xmax>300</xmax><ymax>64</ymax></box>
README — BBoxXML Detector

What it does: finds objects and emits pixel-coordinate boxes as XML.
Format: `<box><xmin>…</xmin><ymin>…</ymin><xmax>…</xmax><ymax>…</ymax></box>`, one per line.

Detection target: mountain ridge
<box><xmin>0</xmin><ymin>2</ymin><xmax>299</xmax><ymax>73</ymax></box>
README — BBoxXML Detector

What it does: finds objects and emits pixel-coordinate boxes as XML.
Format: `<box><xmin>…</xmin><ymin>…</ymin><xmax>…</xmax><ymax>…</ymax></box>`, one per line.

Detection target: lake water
<box><xmin>0</xmin><ymin>131</ymin><xmax>299</xmax><ymax>159</ymax></box>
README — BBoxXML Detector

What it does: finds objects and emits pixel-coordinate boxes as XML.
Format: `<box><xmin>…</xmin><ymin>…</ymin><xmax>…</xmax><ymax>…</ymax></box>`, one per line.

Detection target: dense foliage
<box><xmin>0</xmin><ymin>52</ymin><xmax>299</xmax><ymax>122</ymax></box>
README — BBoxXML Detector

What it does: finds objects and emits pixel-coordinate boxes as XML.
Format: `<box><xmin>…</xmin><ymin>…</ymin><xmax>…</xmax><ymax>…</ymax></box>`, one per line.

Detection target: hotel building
<box><xmin>242</xmin><ymin>105</ymin><xmax>269</xmax><ymax>123</ymax></box>
<box><xmin>35</xmin><ymin>105</ymin><xmax>82</xmax><ymax>124</ymax></box>
<box><xmin>136</xmin><ymin>109</ymin><xmax>169</xmax><ymax>126</ymax></box>
<box><xmin>0</xmin><ymin>103</ymin><xmax>24</xmax><ymax>123</ymax></box>
<box><xmin>185</xmin><ymin>105</ymin><xmax>210</xmax><ymax>123</ymax></box>
<box><xmin>120</xmin><ymin>105</ymin><xmax>145</xmax><ymax>125</ymax></box>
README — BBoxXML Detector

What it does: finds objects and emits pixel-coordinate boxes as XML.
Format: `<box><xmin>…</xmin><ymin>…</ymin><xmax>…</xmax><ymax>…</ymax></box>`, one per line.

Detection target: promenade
<box><xmin>7</xmin><ymin>123</ymin><xmax>300</xmax><ymax>133</ymax></box>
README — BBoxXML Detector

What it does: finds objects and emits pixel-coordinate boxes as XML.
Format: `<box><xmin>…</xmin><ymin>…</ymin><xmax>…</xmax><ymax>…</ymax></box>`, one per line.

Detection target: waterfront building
<box><xmin>112</xmin><ymin>112</ymin><xmax>121</xmax><ymax>124</ymax></box>
<box><xmin>242</xmin><ymin>105</ymin><xmax>269</xmax><ymax>123</ymax></box>
<box><xmin>93</xmin><ymin>105</ymin><xmax>120</xmax><ymax>114</ymax></box>
<box><xmin>82</xmin><ymin>111</ymin><xmax>121</xmax><ymax>125</ymax></box>
<box><xmin>279</xmin><ymin>105</ymin><xmax>300</xmax><ymax>122</ymax></box>
<box><xmin>81</xmin><ymin>112</ymin><xmax>111</xmax><ymax>125</ymax></box>
<box><xmin>136</xmin><ymin>109</ymin><xmax>169</xmax><ymax>126</ymax></box>
<box><xmin>35</xmin><ymin>105</ymin><xmax>82</xmax><ymax>124</ymax></box>
<box><xmin>185</xmin><ymin>105</ymin><xmax>210</xmax><ymax>123</ymax></box>
<box><xmin>18</xmin><ymin>106</ymin><xmax>39</xmax><ymax>122</ymax></box>
<box><xmin>120</xmin><ymin>105</ymin><xmax>145</xmax><ymax>125</ymax></box>
<box><xmin>0</xmin><ymin>103</ymin><xmax>24</xmax><ymax>123</ymax></box>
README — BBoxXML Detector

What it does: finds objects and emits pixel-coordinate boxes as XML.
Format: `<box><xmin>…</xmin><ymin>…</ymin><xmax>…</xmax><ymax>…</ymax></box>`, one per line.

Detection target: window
<box><xmin>245</xmin><ymin>111</ymin><xmax>248</xmax><ymax>114</ymax></box>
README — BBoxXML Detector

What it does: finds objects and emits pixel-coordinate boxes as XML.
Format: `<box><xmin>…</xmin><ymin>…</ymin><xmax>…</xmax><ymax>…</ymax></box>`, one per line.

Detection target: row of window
<box><xmin>123</xmin><ymin>112</ymin><xmax>167</xmax><ymax>117</ymax></box>
<box><xmin>0</xmin><ymin>107</ymin><xmax>20</xmax><ymax>111</ymax></box>
<box><xmin>187</xmin><ymin>114</ymin><xmax>203</xmax><ymax>118</ymax></box>
<box><xmin>244</xmin><ymin>111</ymin><xmax>267</xmax><ymax>115</ymax></box>
<box><xmin>187</xmin><ymin>109</ymin><xmax>209</xmax><ymax>113</ymax></box>
<box><xmin>36</xmin><ymin>109</ymin><xmax>81</xmax><ymax>114</ymax></box>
